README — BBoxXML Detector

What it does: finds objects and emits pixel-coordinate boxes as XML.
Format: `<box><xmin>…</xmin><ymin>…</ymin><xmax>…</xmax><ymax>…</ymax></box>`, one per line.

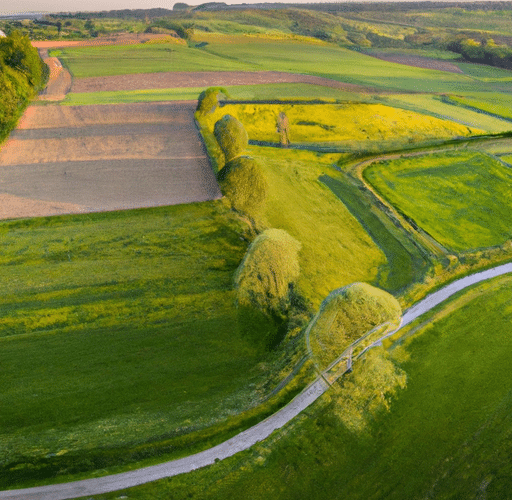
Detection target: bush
<box><xmin>333</xmin><ymin>346</ymin><xmax>407</xmax><ymax>433</ymax></box>
<box><xmin>234</xmin><ymin>229</ymin><xmax>302</xmax><ymax>349</ymax></box>
<box><xmin>213</xmin><ymin>114</ymin><xmax>248</xmax><ymax>163</ymax></box>
<box><xmin>310</xmin><ymin>282</ymin><xmax>401</xmax><ymax>368</ymax></box>
<box><xmin>218</xmin><ymin>156</ymin><xmax>267</xmax><ymax>217</ymax></box>
<box><xmin>235</xmin><ymin>228</ymin><xmax>301</xmax><ymax>316</ymax></box>
<box><xmin>196</xmin><ymin>87</ymin><xmax>227</xmax><ymax>115</ymax></box>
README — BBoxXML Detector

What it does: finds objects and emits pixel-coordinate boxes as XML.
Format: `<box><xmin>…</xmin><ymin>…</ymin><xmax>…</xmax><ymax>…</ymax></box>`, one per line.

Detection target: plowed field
<box><xmin>0</xmin><ymin>101</ymin><xmax>221</xmax><ymax>219</ymax></box>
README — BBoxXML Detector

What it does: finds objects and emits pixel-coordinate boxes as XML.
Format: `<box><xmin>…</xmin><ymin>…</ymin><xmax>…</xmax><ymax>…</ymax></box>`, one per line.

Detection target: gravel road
<box><xmin>1</xmin><ymin>262</ymin><xmax>511</xmax><ymax>500</ymax></box>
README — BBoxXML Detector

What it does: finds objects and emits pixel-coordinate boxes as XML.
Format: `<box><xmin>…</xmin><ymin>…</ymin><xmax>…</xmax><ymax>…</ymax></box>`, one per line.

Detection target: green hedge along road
<box><xmin>1</xmin><ymin>262</ymin><xmax>511</xmax><ymax>500</ymax></box>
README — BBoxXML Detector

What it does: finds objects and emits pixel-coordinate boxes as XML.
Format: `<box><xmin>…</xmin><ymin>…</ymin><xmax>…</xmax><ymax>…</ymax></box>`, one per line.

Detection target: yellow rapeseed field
<box><xmin>205</xmin><ymin>102</ymin><xmax>478</xmax><ymax>146</ymax></box>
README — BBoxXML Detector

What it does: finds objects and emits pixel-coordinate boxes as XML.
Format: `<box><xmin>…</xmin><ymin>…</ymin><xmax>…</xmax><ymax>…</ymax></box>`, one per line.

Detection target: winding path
<box><xmin>1</xmin><ymin>262</ymin><xmax>511</xmax><ymax>500</ymax></box>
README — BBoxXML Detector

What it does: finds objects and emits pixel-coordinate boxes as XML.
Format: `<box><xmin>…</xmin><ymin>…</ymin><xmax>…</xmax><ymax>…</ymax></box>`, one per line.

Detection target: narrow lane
<box><xmin>1</xmin><ymin>262</ymin><xmax>511</xmax><ymax>500</ymax></box>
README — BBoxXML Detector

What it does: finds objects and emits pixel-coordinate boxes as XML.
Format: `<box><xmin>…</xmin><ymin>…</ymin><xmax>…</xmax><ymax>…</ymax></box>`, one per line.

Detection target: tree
<box><xmin>213</xmin><ymin>114</ymin><xmax>248</xmax><ymax>163</ymax></box>
<box><xmin>234</xmin><ymin>229</ymin><xmax>301</xmax><ymax>349</ymax></box>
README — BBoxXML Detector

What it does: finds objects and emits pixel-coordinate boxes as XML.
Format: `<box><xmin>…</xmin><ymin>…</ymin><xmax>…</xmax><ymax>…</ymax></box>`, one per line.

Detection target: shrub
<box><xmin>333</xmin><ymin>346</ymin><xmax>407</xmax><ymax>433</ymax></box>
<box><xmin>234</xmin><ymin>228</ymin><xmax>301</xmax><ymax>349</ymax></box>
<box><xmin>218</xmin><ymin>156</ymin><xmax>267</xmax><ymax>217</ymax></box>
<box><xmin>196</xmin><ymin>86</ymin><xmax>227</xmax><ymax>115</ymax></box>
<box><xmin>213</xmin><ymin>114</ymin><xmax>248</xmax><ymax>163</ymax></box>
<box><xmin>310</xmin><ymin>282</ymin><xmax>402</xmax><ymax>368</ymax></box>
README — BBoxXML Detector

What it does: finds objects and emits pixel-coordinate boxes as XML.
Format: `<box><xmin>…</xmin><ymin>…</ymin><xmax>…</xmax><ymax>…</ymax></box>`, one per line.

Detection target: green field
<box><xmin>52</xmin><ymin>38</ymin><xmax>507</xmax><ymax>94</ymax></box>
<box><xmin>90</xmin><ymin>274</ymin><xmax>512</xmax><ymax>500</ymax></box>
<box><xmin>50</xmin><ymin>43</ymin><xmax>254</xmax><ymax>77</ymax></box>
<box><xmin>247</xmin><ymin>147</ymin><xmax>387</xmax><ymax>306</ymax></box>
<box><xmin>447</xmin><ymin>92</ymin><xmax>512</xmax><ymax>121</ymax></box>
<box><xmin>62</xmin><ymin>84</ymin><xmax>360</xmax><ymax>106</ymax></box>
<box><xmin>318</xmin><ymin>174</ymin><xmax>428</xmax><ymax>293</ymax></box>
<box><xmin>364</xmin><ymin>151</ymin><xmax>512</xmax><ymax>252</ymax></box>
<box><xmin>0</xmin><ymin>203</ymin><xmax>313</xmax><ymax>486</ymax></box>
<box><xmin>5</xmin><ymin>7</ymin><xmax>512</xmax><ymax>495</ymax></box>
<box><xmin>380</xmin><ymin>93</ymin><xmax>512</xmax><ymax>133</ymax></box>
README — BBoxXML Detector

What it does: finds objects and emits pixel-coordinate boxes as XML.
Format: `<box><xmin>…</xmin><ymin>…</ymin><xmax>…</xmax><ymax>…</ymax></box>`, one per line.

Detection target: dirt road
<box><xmin>1</xmin><ymin>262</ymin><xmax>511</xmax><ymax>500</ymax></box>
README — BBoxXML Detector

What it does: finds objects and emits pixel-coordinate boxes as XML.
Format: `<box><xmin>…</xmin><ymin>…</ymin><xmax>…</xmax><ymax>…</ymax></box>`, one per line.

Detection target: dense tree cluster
<box><xmin>448</xmin><ymin>37</ymin><xmax>512</xmax><ymax>69</ymax></box>
<box><xmin>0</xmin><ymin>31</ymin><xmax>47</xmax><ymax>141</ymax></box>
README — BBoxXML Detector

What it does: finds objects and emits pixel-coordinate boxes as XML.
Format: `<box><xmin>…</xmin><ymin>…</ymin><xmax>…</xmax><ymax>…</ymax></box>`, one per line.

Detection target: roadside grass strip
<box><xmin>364</xmin><ymin>151</ymin><xmax>512</xmax><ymax>252</ymax></box>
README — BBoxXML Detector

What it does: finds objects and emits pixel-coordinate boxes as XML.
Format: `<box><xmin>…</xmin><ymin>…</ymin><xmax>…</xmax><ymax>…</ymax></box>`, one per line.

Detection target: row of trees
<box><xmin>196</xmin><ymin>90</ymin><xmax>306</xmax><ymax>350</ymax></box>
<box><xmin>0</xmin><ymin>31</ymin><xmax>48</xmax><ymax>142</ymax></box>
<box><xmin>448</xmin><ymin>37</ymin><xmax>512</xmax><ymax>69</ymax></box>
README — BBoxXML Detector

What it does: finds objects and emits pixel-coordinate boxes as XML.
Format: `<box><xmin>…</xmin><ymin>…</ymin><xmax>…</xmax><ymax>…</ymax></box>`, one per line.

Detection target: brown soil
<box><xmin>72</xmin><ymin>71</ymin><xmax>380</xmax><ymax>94</ymax></box>
<box><xmin>367</xmin><ymin>52</ymin><xmax>464</xmax><ymax>74</ymax></box>
<box><xmin>0</xmin><ymin>101</ymin><xmax>221</xmax><ymax>220</ymax></box>
<box><xmin>38</xmin><ymin>56</ymin><xmax>72</xmax><ymax>101</ymax></box>
<box><xmin>0</xmin><ymin>193</ymin><xmax>87</xmax><ymax>219</ymax></box>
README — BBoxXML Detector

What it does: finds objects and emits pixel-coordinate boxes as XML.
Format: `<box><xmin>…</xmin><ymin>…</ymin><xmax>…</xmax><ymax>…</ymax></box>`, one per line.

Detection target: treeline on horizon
<box><xmin>0</xmin><ymin>31</ymin><xmax>48</xmax><ymax>142</ymax></box>
<box><xmin>44</xmin><ymin>1</ymin><xmax>512</xmax><ymax>18</ymax></box>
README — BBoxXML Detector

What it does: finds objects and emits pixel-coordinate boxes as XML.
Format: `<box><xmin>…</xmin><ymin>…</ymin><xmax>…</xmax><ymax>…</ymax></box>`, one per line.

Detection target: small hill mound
<box><xmin>309</xmin><ymin>282</ymin><xmax>401</xmax><ymax>369</ymax></box>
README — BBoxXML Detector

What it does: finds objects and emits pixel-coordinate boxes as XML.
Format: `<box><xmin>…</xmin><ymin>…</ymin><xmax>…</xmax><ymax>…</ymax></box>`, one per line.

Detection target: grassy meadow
<box><xmin>61</xmin><ymin>84</ymin><xmax>360</xmax><ymax>106</ymax></box>
<box><xmin>364</xmin><ymin>151</ymin><xmax>512</xmax><ymax>252</ymax></box>
<box><xmin>90</xmin><ymin>274</ymin><xmax>512</xmax><ymax>500</ymax></box>
<box><xmin>246</xmin><ymin>147</ymin><xmax>386</xmax><ymax>306</ymax></box>
<box><xmin>0</xmin><ymin>203</ymin><xmax>314</xmax><ymax>487</ymax></box>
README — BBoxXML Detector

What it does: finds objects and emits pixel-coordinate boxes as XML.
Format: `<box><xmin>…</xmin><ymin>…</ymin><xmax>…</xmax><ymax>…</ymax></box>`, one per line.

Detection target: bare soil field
<box><xmin>71</xmin><ymin>71</ymin><xmax>378</xmax><ymax>94</ymax></box>
<box><xmin>0</xmin><ymin>101</ymin><xmax>221</xmax><ymax>219</ymax></box>
<box><xmin>367</xmin><ymin>52</ymin><xmax>464</xmax><ymax>74</ymax></box>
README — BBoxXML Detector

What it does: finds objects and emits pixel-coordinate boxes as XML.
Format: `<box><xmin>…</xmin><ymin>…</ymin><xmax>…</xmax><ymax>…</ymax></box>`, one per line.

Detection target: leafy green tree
<box><xmin>234</xmin><ymin>229</ymin><xmax>301</xmax><ymax>349</ymax></box>
<box><xmin>213</xmin><ymin>114</ymin><xmax>248</xmax><ymax>163</ymax></box>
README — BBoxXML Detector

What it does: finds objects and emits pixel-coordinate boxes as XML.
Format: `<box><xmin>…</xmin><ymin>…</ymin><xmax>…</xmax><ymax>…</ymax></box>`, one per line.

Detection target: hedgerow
<box><xmin>309</xmin><ymin>282</ymin><xmax>402</xmax><ymax>369</ymax></box>
<box><xmin>0</xmin><ymin>30</ymin><xmax>48</xmax><ymax>142</ymax></box>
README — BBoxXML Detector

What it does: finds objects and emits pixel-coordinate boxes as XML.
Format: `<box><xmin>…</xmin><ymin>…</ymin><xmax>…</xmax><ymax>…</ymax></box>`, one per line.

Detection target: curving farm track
<box><xmin>1</xmin><ymin>262</ymin><xmax>511</xmax><ymax>500</ymax></box>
